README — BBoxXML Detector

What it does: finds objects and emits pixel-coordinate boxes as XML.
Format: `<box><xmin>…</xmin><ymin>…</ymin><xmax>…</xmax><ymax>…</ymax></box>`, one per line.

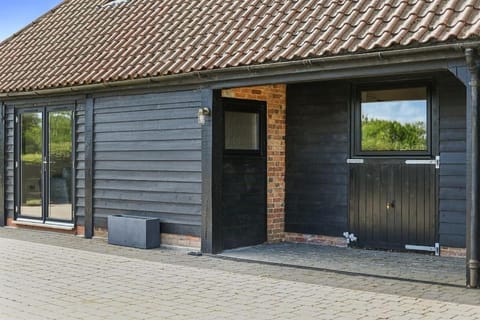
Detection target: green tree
<box><xmin>49</xmin><ymin>112</ymin><xmax>72</xmax><ymax>160</ymax></box>
<box><xmin>21</xmin><ymin>113</ymin><xmax>42</xmax><ymax>156</ymax></box>
<box><xmin>22</xmin><ymin>111</ymin><xmax>72</xmax><ymax>163</ymax></box>
<box><xmin>362</xmin><ymin>116</ymin><xmax>426</xmax><ymax>151</ymax></box>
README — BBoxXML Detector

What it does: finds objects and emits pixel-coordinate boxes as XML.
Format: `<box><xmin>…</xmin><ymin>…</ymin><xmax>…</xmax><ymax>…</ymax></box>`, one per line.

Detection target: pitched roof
<box><xmin>1</xmin><ymin>0</ymin><xmax>480</xmax><ymax>93</ymax></box>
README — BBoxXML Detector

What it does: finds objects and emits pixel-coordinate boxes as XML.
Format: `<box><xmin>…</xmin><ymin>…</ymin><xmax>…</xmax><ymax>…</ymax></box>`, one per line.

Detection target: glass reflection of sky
<box><xmin>362</xmin><ymin>100</ymin><xmax>427</xmax><ymax>125</ymax></box>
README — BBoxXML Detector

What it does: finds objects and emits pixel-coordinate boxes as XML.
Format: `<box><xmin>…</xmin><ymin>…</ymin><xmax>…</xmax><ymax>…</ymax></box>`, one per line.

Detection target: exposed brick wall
<box><xmin>80</xmin><ymin>224</ymin><xmax>201</xmax><ymax>248</ymax></box>
<box><xmin>8</xmin><ymin>219</ymin><xmax>200</xmax><ymax>248</ymax></box>
<box><xmin>72</xmin><ymin>225</ymin><xmax>108</xmax><ymax>237</ymax></box>
<box><xmin>222</xmin><ymin>85</ymin><xmax>286</xmax><ymax>242</ymax></box>
<box><xmin>441</xmin><ymin>246</ymin><xmax>466</xmax><ymax>258</ymax></box>
<box><xmin>88</xmin><ymin>226</ymin><xmax>200</xmax><ymax>248</ymax></box>
<box><xmin>161</xmin><ymin>234</ymin><xmax>201</xmax><ymax>249</ymax></box>
<box><xmin>284</xmin><ymin>233</ymin><xmax>348</xmax><ymax>247</ymax></box>
<box><xmin>76</xmin><ymin>225</ymin><xmax>85</xmax><ymax>236</ymax></box>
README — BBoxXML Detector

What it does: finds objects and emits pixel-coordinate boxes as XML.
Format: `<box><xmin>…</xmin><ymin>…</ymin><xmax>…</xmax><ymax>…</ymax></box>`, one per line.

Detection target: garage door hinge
<box><xmin>15</xmin><ymin>161</ymin><xmax>18</xmax><ymax>169</ymax></box>
<box><xmin>405</xmin><ymin>156</ymin><xmax>440</xmax><ymax>169</ymax></box>
<box><xmin>405</xmin><ymin>243</ymin><xmax>440</xmax><ymax>256</ymax></box>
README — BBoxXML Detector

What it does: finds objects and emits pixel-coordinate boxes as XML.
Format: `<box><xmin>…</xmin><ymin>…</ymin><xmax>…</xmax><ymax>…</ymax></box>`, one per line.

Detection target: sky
<box><xmin>0</xmin><ymin>0</ymin><xmax>63</xmax><ymax>41</ymax></box>
<box><xmin>362</xmin><ymin>100</ymin><xmax>427</xmax><ymax>125</ymax></box>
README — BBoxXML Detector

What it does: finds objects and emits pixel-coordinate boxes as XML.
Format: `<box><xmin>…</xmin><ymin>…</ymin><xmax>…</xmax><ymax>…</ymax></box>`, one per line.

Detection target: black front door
<box><xmin>221</xmin><ymin>98</ymin><xmax>267</xmax><ymax>250</ymax></box>
<box><xmin>16</xmin><ymin>107</ymin><xmax>74</xmax><ymax>224</ymax></box>
<box><xmin>349</xmin><ymin>85</ymin><xmax>438</xmax><ymax>250</ymax></box>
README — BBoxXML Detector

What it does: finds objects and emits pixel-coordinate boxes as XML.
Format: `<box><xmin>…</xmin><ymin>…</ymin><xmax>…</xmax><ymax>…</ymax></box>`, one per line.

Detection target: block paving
<box><xmin>221</xmin><ymin>242</ymin><xmax>465</xmax><ymax>286</ymax></box>
<box><xmin>0</xmin><ymin>228</ymin><xmax>479</xmax><ymax>320</ymax></box>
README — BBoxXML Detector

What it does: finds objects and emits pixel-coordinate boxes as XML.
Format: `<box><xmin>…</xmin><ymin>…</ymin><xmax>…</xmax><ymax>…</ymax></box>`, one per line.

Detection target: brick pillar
<box><xmin>222</xmin><ymin>85</ymin><xmax>286</xmax><ymax>242</ymax></box>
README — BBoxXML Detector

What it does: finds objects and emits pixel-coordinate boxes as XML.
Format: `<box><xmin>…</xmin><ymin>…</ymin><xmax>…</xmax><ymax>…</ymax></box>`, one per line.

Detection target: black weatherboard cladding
<box><xmin>5</xmin><ymin>106</ymin><xmax>14</xmax><ymax>220</ymax></box>
<box><xmin>75</xmin><ymin>101</ymin><xmax>87</xmax><ymax>226</ymax></box>
<box><xmin>0</xmin><ymin>104</ymin><xmax>4</xmax><ymax>226</ymax></box>
<box><xmin>93</xmin><ymin>90</ymin><xmax>203</xmax><ymax>236</ymax></box>
<box><xmin>285</xmin><ymin>82</ymin><xmax>349</xmax><ymax>236</ymax></box>
<box><xmin>438</xmin><ymin>73</ymin><xmax>467</xmax><ymax>248</ymax></box>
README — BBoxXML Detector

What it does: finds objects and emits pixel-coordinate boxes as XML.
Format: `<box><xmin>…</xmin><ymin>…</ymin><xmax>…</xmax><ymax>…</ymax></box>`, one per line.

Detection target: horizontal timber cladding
<box><xmin>5</xmin><ymin>105</ymin><xmax>14</xmax><ymax>220</ymax></box>
<box><xmin>438</xmin><ymin>72</ymin><xmax>467</xmax><ymax>248</ymax></box>
<box><xmin>75</xmin><ymin>102</ymin><xmax>86</xmax><ymax>226</ymax></box>
<box><xmin>4</xmin><ymin>98</ymin><xmax>85</xmax><ymax>225</ymax></box>
<box><xmin>285</xmin><ymin>82</ymin><xmax>349</xmax><ymax>236</ymax></box>
<box><xmin>93</xmin><ymin>90</ymin><xmax>203</xmax><ymax>236</ymax></box>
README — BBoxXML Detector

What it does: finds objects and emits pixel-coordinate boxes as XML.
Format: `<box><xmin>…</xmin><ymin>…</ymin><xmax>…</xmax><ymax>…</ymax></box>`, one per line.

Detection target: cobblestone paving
<box><xmin>221</xmin><ymin>243</ymin><xmax>465</xmax><ymax>286</ymax></box>
<box><xmin>0</xmin><ymin>228</ymin><xmax>479</xmax><ymax>319</ymax></box>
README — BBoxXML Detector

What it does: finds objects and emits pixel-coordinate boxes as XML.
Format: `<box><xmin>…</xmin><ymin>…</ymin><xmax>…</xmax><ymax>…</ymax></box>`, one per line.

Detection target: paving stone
<box><xmin>221</xmin><ymin>242</ymin><xmax>466</xmax><ymax>285</ymax></box>
<box><xmin>0</xmin><ymin>228</ymin><xmax>480</xmax><ymax>320</ymax></box>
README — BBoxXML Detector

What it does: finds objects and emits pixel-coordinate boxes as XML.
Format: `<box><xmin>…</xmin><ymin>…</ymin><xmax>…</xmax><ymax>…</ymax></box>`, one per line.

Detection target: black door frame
<box><xmin>348</xmin><ymin>79</ymin><xmax>440</xmax><ymax>249</ymax></box>
<box><xmin>14</xmin><ymin>106</ymin><xmax>75</xmax><ymax>225</ymax></box>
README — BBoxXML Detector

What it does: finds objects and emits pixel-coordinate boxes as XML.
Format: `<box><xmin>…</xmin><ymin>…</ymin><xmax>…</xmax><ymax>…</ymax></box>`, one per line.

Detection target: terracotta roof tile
<box><xmin>1</xmin><ymin>0</ymin><xmax>480</xmax><ymax>93</ymax></box>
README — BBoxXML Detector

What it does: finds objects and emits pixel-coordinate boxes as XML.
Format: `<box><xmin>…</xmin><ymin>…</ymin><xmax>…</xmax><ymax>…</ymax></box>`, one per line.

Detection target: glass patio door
<box><xmin>17</xmin><ymin>108</ymin><xmax>74</xmax><ymax>224</ymax></box>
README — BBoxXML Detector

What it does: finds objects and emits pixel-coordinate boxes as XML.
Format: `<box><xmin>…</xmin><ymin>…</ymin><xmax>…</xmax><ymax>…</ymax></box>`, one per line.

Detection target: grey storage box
<box><xmin>108</xmin><ymin>215</ymin><xmax>160</xmax><ymax>249</ymax></box>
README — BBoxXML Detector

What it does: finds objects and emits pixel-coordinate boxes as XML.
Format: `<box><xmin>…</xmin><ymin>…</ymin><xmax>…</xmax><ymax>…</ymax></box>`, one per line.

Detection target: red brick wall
<box><xmin>78</xmin><ymin>225</ymin><xmax>200</xmax><ymax>248</ymax></box>
<box><xmin>441</xmin><ymin>246</ymin><xmax>466</xmax><ymax>258</ymax></box>
<box><xmin>284</xmin><ymin>233</ymin><xmax>347</xmax><ymax>247</ymax></box>
<box><xmin>222</xmin><ymin>85</ymin><xmax>286</xmax><ymax>242</ymax></box>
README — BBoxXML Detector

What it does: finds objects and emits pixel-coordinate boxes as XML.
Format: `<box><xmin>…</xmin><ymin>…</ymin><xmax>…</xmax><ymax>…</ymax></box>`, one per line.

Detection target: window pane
<box><xmin>361</xmin><ymin>87</ymin><xmax>428</xmax><ymax>152</ymax></box>
<box><xmin>20</xmin><ymin>112</ymin><xmax>43</xmax><ymax>218</ymax></box>
<box><xmin>225</xmin><ymin>111</ymin><xmax>259</xmax><ymax>150</ymax></box>
<box><xmin>48</xmin><ymin>110</ymin><xmax>73</xmax><ymax>221</ymax></box>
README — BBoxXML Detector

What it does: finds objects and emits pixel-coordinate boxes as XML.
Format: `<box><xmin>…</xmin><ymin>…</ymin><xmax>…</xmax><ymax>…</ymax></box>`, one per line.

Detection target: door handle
<box><xmin>347</xmin><ymin>159</ymin><xmax>364</xmax><ymax>164</ymax></box>
<box><xmin>386</xmin><ymin>201</ymin><xmax>395</xmax><ymax>209</ymax></box>
<box><xmin>42</xmin><ymin>159</ymin><xmax>56</xmax><ymax>165</ymax></box>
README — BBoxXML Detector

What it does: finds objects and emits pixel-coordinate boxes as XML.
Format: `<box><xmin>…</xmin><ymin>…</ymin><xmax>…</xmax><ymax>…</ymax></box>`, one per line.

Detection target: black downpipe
<box><xmin>466</xmin><ymin>48</ymin><xmax>479</xmax><ymax>288</ymax></box>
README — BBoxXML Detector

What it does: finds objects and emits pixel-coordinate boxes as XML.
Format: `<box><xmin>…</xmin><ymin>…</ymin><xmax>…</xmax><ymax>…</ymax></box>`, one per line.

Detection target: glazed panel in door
<box><xmin>19</xmin><ymin>111</ymin><xmax>43</xmax><ymax>218</ymax></box>
<box><xmin>47</xmin><ymin>110</ymin><xmax>74</xmax><ymax>221</ymax></box>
